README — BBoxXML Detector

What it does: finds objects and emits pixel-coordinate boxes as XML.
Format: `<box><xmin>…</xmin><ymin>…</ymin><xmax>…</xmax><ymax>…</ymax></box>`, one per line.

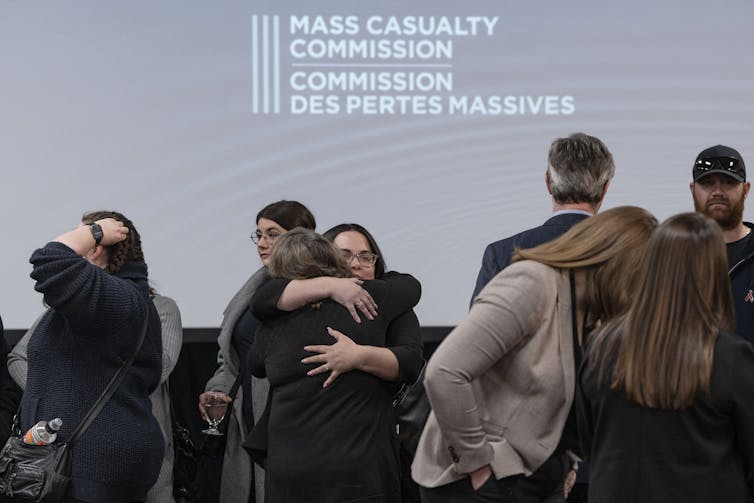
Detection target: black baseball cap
<box><xmin>693</xmin><ymin>145</ymin><xmax>746</xmax><ymax>182</ymax></box>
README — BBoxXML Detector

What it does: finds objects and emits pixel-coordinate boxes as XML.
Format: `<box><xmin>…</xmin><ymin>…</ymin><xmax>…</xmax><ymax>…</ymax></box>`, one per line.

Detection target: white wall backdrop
<box><xmin>2</xmin><ymin>0</ymin><xmax>753</xmax><ymax>328</ymax></box>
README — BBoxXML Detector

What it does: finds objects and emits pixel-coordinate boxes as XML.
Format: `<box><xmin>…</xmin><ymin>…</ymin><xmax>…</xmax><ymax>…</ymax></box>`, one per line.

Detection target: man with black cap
<box><xmin>691</xmin><ymin>144</ymin><xmax>754</xmax><ymax>344</ymax></box>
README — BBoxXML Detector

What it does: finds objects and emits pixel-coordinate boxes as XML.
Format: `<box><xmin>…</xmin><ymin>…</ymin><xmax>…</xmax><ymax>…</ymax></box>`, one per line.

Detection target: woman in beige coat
<box><xmin>412</xmin><ymin>206</ymin><xmax>657</xmax><ymax>503</ymax></box>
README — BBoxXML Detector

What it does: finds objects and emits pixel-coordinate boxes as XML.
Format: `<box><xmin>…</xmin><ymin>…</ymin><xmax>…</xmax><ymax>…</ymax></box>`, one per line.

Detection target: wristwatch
<box><xmin>88</xmin><ymin>222</ymin><xmax>104</xmax><ymax>245</ymax></box>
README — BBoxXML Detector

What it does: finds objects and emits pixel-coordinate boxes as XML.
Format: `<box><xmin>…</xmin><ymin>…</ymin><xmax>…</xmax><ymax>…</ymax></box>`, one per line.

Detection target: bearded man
<box><xmin>691</xmin><ymin>144</ymin><xmax>753</xmax><ymax>343</ymax></box>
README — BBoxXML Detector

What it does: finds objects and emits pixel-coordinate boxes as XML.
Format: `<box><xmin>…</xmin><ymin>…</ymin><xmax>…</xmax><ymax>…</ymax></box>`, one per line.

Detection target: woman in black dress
<box><xmin>248</xmin><ymin>229</ymin><xmax>420</xmax><ymax>503</ymax></box>
<box><xmin>577</xmin><ymin>212</ymin><xmax>754</xmax><ymax>502</ymax></box>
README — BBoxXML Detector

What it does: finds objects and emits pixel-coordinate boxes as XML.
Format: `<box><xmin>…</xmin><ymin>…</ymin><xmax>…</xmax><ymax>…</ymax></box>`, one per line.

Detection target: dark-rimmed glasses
<box><xmin>250</xmin><ymin>231</ymin><xmax>282</xmax><ymax>244</ymax></box>
<box><xmin>341</xmin><ymin>250</ymin><xmax>378</xmax><ymax>266</ymax></box>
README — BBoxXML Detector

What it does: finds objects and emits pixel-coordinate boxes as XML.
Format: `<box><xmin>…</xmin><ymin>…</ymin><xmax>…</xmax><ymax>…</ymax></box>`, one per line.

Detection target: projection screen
<box><xmin>2</xmin><ymin>0</ymin><xmax>753</xmax><ymax>329</ymax></box>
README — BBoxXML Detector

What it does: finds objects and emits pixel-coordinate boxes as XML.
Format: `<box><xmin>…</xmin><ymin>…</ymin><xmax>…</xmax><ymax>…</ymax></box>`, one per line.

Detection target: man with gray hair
<box><xmin>469</xmin><ymin>133</ymin><xmax>613</xmax><ymax>503</ymax></box>
<box><xmin>471</xmin><ymin>132</ymin><xmax>615</xmax><ymax>302</ymax></box>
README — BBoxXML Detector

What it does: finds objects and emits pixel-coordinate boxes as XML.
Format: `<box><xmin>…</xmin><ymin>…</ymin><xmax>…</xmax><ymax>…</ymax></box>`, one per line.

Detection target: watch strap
<box><xmin>88</xmin><ymin>222</ymin><xmax>104</xmax><ymax>245</ymax></box>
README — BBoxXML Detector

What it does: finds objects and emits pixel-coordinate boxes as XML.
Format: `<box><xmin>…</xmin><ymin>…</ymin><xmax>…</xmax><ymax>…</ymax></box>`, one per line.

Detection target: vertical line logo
<box><xmin>250</xmin><ymin>14</ymin><xmax>575</xmax><ymax>116</ymax></box>
<box><xmin>251</xmin><ymin>15</ymin><xmax>280</xmax><ymax>114</ymax></box>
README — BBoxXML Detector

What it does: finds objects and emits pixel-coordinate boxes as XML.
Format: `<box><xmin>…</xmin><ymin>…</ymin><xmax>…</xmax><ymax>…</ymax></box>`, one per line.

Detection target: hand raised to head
<box><xmin>95</xmin><ymin>218</ymin><xmax>129</xmax><ymax>246</ymax></box>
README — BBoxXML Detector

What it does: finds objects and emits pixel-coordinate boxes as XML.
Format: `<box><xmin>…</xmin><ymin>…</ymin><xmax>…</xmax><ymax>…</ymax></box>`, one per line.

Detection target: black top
<box><xmin>728</xmin><ymin>222</ymin><xmax>754</xmax><ymax>345</ymax></box>
<box><xmin>727</xmin><ymin>231</ymin><xmax>753</xmax><ymax>270</ymax></box>
<box><xmin>26</xmin><ymin>242</ymin><xmax>164</xmax><ymax>502</ymax></box>
<box><xmin>252</xmin><ymin>272</ymin><xmax>424</xmax><ymax>387</ymax></box>
<box><xmin>249</xmin><ymin>275</ymin><xmax>420</xmax><ymax>503</ymax></box>
<box><xmin>577</xmin><ymin>332</ymin><xmax>754</xmax><ymax>503</ymax></box>
<box><xmin>231</xmin><ymin>305</ymin><xmax>259</xmax><ymax>433</ymax></box>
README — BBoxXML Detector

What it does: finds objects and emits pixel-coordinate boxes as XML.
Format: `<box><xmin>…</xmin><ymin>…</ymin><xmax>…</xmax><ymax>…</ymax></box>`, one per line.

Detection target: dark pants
<box><xmin>67</xmin><ymin>500</ymin><xmax>144</xmax><ymax>503</ymax></box>
<box><xmin>420</xmin><ymin>452</ymin><xmax>569</xmax><ymax>503</ymax></box>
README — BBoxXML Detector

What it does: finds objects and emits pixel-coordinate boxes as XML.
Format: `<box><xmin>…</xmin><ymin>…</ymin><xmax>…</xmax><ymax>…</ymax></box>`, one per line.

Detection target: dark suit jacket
<box><xmin>471</xmin><ymin>212</ymin><xmax>589</xmax><ymax>303</ymax></box>
<box><xmin>577</xmin><ymin>332</ymin><xmax>754</xmax><ymax>503</ymax></box>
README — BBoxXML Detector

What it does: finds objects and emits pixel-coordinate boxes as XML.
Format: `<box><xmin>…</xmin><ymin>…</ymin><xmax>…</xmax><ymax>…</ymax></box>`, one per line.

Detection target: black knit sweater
<box><xmin>23</xmin><ymin>242</ymin><xmax>164</xmax><ymax>502</ymax></box>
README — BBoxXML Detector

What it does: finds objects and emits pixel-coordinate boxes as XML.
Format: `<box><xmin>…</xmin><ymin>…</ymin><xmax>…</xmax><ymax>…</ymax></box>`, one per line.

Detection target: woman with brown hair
<box><xmin>24</xmin><ymin>211</ymin><xmax>164</xmax><ymax>503</ymax></box>
<box><xmin>199</xmin><ymin>200</ymin><xmax>316</xmax><ymax>503</ymax></box>
<box><xmin>269</xmin><ymin>222</ymin><xmax>423</xmax><ymax>390</ymax></box>
<box><xmin>412</xmin><ymin>206</ymin><xmax>658</xmax><ymax>503</ymax></box>
<box><xmin>246</xmin><ymin>222</ymin><xmax>424</xmax><ymax>502</ymax></box>
<box><xmin>577</xmin><ymin>212</ymin><xmax>754</xmax><ymax>502</ymax></box>
<box><xmin>248</xmin><ymin>228</ymin><xmax>421</xmax><ymax>502</ymax></box>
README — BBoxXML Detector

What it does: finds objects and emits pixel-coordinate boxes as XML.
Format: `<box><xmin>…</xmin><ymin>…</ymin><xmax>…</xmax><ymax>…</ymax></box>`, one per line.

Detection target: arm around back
<box><xmin>385</xmin><ymin>310</ymin><xmax>423</xmax><ymax>384</ymax></box>
<box><xmin>381</xmin><ymin>272</ymin><xmax>421</xmax><ymax>315</ymax></box>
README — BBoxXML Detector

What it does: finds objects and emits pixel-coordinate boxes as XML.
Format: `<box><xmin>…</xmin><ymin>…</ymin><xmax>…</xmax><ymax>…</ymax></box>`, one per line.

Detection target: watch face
<box><xmin>89</xmin><ymin>222</ymin><xmax>104</xmax><ymax>244</ymax></box>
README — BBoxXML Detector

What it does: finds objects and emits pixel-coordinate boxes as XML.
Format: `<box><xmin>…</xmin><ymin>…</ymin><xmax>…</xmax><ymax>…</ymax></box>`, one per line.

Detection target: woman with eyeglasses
<box><xmin>256</xmin><ymin>222</ymin><xmax>423</xmax><ymax>405</ymax></box>
<box><xmin>300</xmin><ymin>223</ymin><xmax>424</xmax><ymax>387</ymax></box>
<box><xmin>577</xmin><ymin>212</ymin><xmax>754</xmax><ymax>503</ymax></box>
<box><xmin>247</xmin><ymin>228</ymin><xmax>421</xmax><ymax>502</ymax></box>
<box><xmin>199</xmin><ymin>200</ymin><xmax>316</xmax><ymax>503</ymax></box>
<box><xmin>250</xmin><ymin>222</ymin><xmax>424</xmax><ymax>502</ymax></box>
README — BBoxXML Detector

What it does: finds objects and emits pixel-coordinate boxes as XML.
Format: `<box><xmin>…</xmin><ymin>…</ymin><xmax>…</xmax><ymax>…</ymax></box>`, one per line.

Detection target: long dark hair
<box><xmin>82</xmin><ymin>210</ymin><xmax>145</xmax><ymax>274</ymax></box>
<box><xmin>588</xmin><ymin>212</ymin><xmax>734</xmax><ymax>409</ymax></box>
<box><xmin>323</xmin><ymin>223</ymin><xmax>386</xmax><ymax>278</ymax></box>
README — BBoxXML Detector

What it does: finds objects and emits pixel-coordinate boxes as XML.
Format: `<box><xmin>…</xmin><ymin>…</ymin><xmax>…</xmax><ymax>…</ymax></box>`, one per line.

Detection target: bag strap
<box><xmin>569</xmin><ymin>270</ymin><xmax>583</xmax><ymax>370</ymax></box>
<box><xmin>392</xmin><ymin>359</ymin><xmax>427</xmax><ymax>408</ymax></box>
<box><xmin>228</xmin><ymin>373</ymin><xmax>242</xmax><ymax>400</ymax></box>
<box><xmin>68</xmin><ymin>310</ymin><xmax>149</xmax><ymax>446</ymax></box>
<box><xmin>167</xmin><ymin>381</ymin><xmax>180</xmax><ymax>428</ymax></box>
<box><xmin>219</xmin><ymin>374</ymin><xmax>242</xmax><ymax>431</ymax></box>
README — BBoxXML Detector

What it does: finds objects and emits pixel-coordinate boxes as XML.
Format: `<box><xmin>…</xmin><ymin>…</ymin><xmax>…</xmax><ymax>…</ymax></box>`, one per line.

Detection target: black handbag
<box><xmin>0</xmin><ymin>315</ymin><xmax>148</xmax><ymax>502</ymax></box>
<box><xmin>393</xmin><ymin>361</ymin><xmax>429</xmax><ymax>503</ymax></box>
<box><xmin>0</xmin><ymin>439</ymin><xmax>70</xmax><ymax>503</ymax></box>
<box><xmin>169</xmin><ymin>388</ymin><xmax>198</xmax><ymax>502</ymax></box>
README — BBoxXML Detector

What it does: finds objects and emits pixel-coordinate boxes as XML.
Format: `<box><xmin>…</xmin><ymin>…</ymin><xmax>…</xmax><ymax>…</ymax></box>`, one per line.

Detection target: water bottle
<box><xmin>23</xmin><ymin>418</ymin><xmax>63</xmax><ymax>445</ymax></box>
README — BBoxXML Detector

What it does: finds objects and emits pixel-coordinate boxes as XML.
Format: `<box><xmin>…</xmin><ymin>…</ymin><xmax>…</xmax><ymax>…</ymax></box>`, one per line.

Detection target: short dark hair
<box><xmin>256</xmin><ymin>200</ymin><xmax>315</xmax><ymax>231</ymax></box>
<box><xmin>547</xmin><ymin>133</ymin><xmax>615</xmax><ymax>205</ymax></box>
<box><xmin>323</xmin><ymin>223</ymin><xmax>386</xmax><ymax>278</ymax></box>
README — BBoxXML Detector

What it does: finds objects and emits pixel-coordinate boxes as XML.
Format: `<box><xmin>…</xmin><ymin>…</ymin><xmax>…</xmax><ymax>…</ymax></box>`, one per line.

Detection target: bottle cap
<box><xmin>48</xmin><ymin>418</ymin><xmax>63</xmax><ymax>432</ymax></box>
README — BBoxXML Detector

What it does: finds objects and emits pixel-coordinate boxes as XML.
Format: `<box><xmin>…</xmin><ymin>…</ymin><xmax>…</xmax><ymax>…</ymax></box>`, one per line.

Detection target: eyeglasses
<box><xmin>694</xmin><ymin>157</ymin><xmax>745</xmax><ymax>180</ymax></box>
<box><xmin>341</xmin><ymin>250</ymin><xmax>378</xmax><ymax>266</ymax></box>
<box><xmin>250</xmin><ymin>230</ymin><xmax>282</xmax><ymax>244</ymax></box>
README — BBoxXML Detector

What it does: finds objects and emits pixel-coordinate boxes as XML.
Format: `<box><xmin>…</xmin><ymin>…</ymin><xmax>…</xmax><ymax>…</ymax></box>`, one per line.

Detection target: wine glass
<box><xmin>201</xmin><ymin>392</ymin><xmax>229</xmax><ymax>436</ymax></box>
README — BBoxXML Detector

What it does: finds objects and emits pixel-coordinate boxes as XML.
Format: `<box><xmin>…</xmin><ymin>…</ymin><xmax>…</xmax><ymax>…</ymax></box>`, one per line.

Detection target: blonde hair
<box><xmin>268</xmin><ymin>228</ymin><xmax>351</xmax><ymax>280</ymax></box>
<box><xmin>514</xmin><ymin>206</ymin><xmax>657</xmax><ymax>323</ymax></box>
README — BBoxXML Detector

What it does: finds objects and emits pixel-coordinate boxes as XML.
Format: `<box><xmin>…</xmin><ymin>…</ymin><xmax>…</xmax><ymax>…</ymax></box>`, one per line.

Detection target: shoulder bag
<box><xmin>169</xmin><ymin>385</ymin><xmax>198</xmax><ymax>502</ymax></box>
<box><xmin>0</xmin><ymin>314</ymin><xmax>148</xmax><ymax>502</ymax></box>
